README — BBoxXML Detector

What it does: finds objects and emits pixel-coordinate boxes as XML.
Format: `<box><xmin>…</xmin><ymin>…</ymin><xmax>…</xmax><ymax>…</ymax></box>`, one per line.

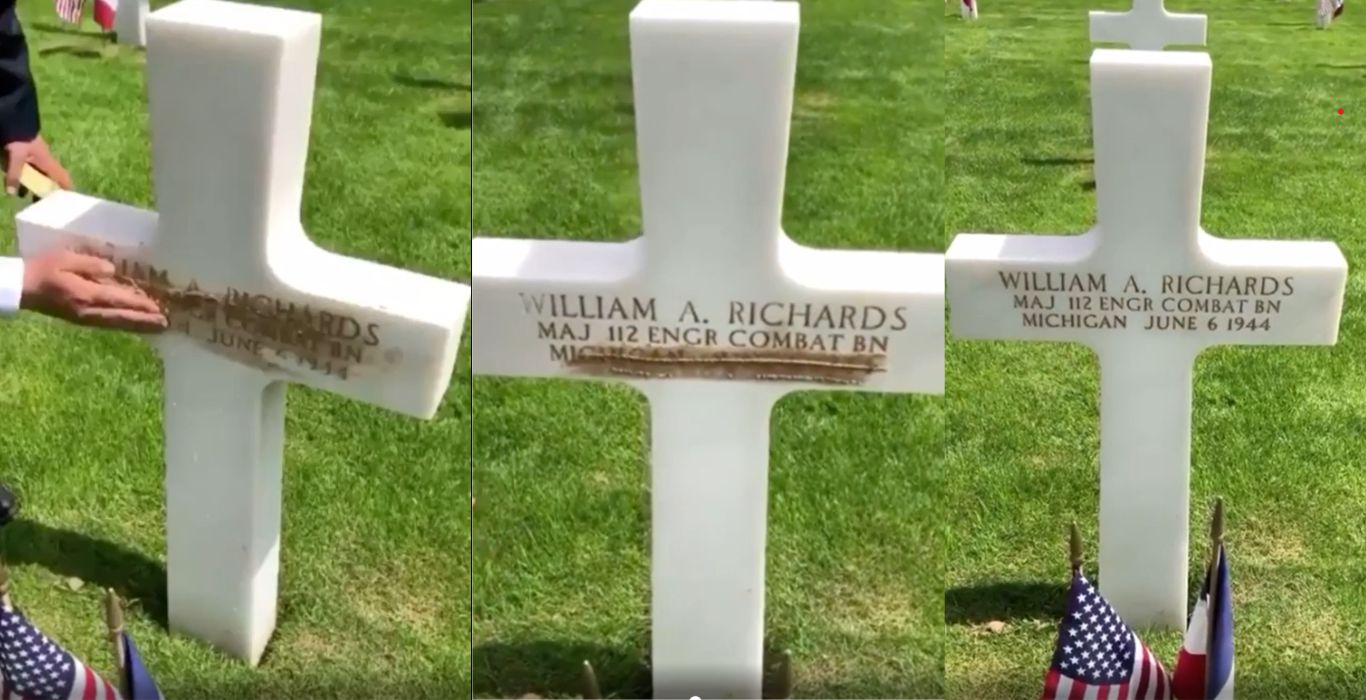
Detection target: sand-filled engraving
<box><xmin>566</xmin><ymin>344</ymin><xmax>886</xmax><ymax>385</ymax></box>
<box><xmin>99</xmin><ymin>253</ymin><xmax>388</xmax><ymax>380</ymax></box>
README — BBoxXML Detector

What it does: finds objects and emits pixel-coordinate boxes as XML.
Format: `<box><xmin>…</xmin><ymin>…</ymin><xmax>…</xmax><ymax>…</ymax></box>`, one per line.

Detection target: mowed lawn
<box><xmin>0</xmin><ymin>0</ymin><xmax>470</xmax><ymax>697</ymax></box>
<box><xmin>946</xmin><ymin>1</ymin><xmax>1366</xmax><ymax>698</ymax></box>
<box><xmin>472</xmin><ymin>0</ymin><xmax>943</xmax><ymax>697</ymax></box>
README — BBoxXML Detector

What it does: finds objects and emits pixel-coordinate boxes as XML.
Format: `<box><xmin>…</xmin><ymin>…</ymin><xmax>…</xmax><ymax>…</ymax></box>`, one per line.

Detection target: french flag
<box><xmin>1171</xmin><ymin>544</ymin><xmax>1234</xmax><ymax>699</ymax></box>
<box><xmin>93</xmin><ymin>0</ymin><xmax>116</xmax><ymax>31</ymax></box>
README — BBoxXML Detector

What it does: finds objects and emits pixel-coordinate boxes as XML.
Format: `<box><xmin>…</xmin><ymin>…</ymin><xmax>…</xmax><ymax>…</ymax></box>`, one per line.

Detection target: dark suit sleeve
<box><xmin>0</xmin><ymin>4</ymin><xmax>39</xmax><ymax>145</ymax></box>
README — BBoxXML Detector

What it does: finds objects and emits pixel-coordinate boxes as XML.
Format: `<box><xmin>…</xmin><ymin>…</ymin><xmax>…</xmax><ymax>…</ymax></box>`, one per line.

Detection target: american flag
<box><xmin>53</xmin><ymin>0</ymin><xmax>86</xmax><ymax>24</ymax></box>
<box><xmin>1171</xmin><ymin>544</ymin><xmax>1233</xmax><ymax>700</ymax></box>
<box><xmin>1042</xmin><ymin>570</ymin><xmax>1172</xmax><ymax>700</ymax></box>
<box><xmin>0</xmin><ymin>598</ymin><xmax>121</xmax><ymax>700</ymax></box>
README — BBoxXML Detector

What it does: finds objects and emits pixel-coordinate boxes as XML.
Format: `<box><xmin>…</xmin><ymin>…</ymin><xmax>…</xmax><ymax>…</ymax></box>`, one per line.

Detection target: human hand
<box><xmin>20</xmin><ymin>249</ymin><xmax>168</xmax><ymax>332</ymax></box>
<box><xmin>5</xmin><ymin>136</ymin><xmax>73</xmax><ymax>195</ymax></box>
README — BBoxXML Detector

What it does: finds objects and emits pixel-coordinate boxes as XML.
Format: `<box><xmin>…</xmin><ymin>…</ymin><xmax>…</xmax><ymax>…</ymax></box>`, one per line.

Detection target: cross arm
<box><xmin>1088</xmin><ymin>6</ymin><xmax>1206</xmax><ymax>50</ymax></box>
<box><xmin>947</xmin><ymin>230</ymin><xmax>1103</xmax><ymax>343</ymax></box>
<box><xmin>947</xmin><ymin>227</ymin><xmax>1348</xmax><ymax>350</ymax></box>
<box><xmin>1195</xmin><ymin>232</ymin><xmax>1347</xmax><ymax>346</ymax></box>
<box><xmin>16</xmin><ymin>192</ymin><xmax>469</xmax><ymax>420</ymax></box>
<box><xmin>17</xmin><ymin>191</ymin><xmax>159</xmax><ymax>256</ymax></box>
<box><xmin>472</xmin><ymin>235</ymin><xmax>644</xmax><ymax>380</ymax></box>
<box><xmin>266</xmin><ymin>238</ymin><xmax>469</xmax><ymax>418</ymax></box>
<box><xmin>779</xmin><ymin>237</ymin><xmax>944</xmax><ymax>394</ymax></box>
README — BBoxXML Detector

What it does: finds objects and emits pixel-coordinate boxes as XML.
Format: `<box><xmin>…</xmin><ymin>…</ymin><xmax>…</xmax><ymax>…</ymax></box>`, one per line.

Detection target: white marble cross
<box><xmin>947</xmin><ymin>50</ymin><xmax>1346</xmax><ymax>629</ymax></box>
<box><xmin>1090</xmin><ymin>0</ymin><xmax>1206</xmax><ymax>50</ymax></box>
<box><xmin>16</xmin><ymin>0</ymin><xmax>469</xmax><ymax>664</ymax></box>
<box><xmin>115</xmin><ymin>0</ymin><xmax>149</xmax><ymax>47</ymax></box>
<box><xmin>473</xmin><ymin>1</ymin><xmax>943</xmax><ymax>696</ymax></box>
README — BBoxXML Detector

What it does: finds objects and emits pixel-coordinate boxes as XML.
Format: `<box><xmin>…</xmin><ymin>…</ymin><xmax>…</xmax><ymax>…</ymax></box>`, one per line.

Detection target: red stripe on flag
<box><xmin>1068</xmin><ymin>676</ymin><xmax>1087</xmax><ymax>700</ymax></box>
<box><xmin>82</xmin><ymin>665</ymin><xmax>97</xmax><ymax>700</ymax></box>
<box><xmin>55</xmin><ymin>0</ymin><xmax>85</xmax><ymax>23</ymax></box>
<box><xmin>1171</xmin><ymin>648</ymin><xmax>1206</xmax><ymax>700</ymax></box>
<box><xmin>1135</xmin><ymin>648</ymin><xmax>1151</xmax><ymax>700</ymax></box>
<box><xmin>1042</xmin><ymin>668</ymin><xmax>1061</xmax><ymax>700</ymax></box>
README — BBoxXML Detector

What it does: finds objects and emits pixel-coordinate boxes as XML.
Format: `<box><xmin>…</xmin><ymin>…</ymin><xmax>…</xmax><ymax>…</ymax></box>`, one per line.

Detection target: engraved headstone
<box><xmin>16</xmin><ymin>0</ymin><xmax>469</xmax><ymax>664</ymax></box>
<box><xmin>473</xmin><ymin>1</ymin><xmax>943</xmax><ymax>696</ymax></box>
<box><xmin>947</xmin><ymin>50</ymin><xmax>1346</xmax><ymax>629</ymax></box>
<box><xmin>1089</xmin><ymin>0</ymin><xmax>1206</xmax><ymax>50</ymax></box>
<box><xmin>115</xmin><ymin>0</ymin><xmax>150</xmax><ymax>47</ymax></box>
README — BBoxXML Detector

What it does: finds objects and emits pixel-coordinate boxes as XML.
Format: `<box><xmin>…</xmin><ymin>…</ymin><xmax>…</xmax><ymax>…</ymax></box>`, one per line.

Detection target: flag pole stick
<box><xmin>104</xmin><ymin>588</ymin><xmax>125</xmax><ymax>673</ymax></box>
<box><xmin>0</xmin><ymin>556</ymin><xmax>10</xmax><ymax>609</ymax></box>
<box><xmin>1069</xmin><ymin>521</ymin><xmax>1083</xmax><ymax>573</ymax></box>
<box><xmin>773</xmin><ymin>648</ymin><xmax>794</xmax><ymax>699</ymax></box>
<box><xmin>1204</xmin><ymin>497</ymin><xmax>1225</xmax><ymax>694</ymax></box>
<box><xmin>1209</xmin><ymin>497</ymin><xmax>1224</xmax><ymax>570</ymax></box>
<box><xmin>580</xmin><ymin>660</ymin><xmax>600</xmax><ymax>699</ymax></box>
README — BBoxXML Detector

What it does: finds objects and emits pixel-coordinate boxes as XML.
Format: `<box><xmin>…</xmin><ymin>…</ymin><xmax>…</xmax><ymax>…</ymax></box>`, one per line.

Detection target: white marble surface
<box><xmin>1090</xmin><ymin>0</ymin><xmax>1206</xmax><ymax>50</ymax></box>
<box><xmin>947</xmin><ymin>50</ymin><xmax>1345</xmax><ymax>629</ymax></box>
<box><xmin>115</xmin><ymin>0</ymin><xmax>149</xmax><ymax>47</ymax></box>
<box><xmin>474</xmin><ymin>1</ymin><xmax>943</xmax><ymax>696</ymax></box>
<box><xmin>16</xmin><ymin>0</ymin><xmax>469</xmax><ymax>664</ymax></box>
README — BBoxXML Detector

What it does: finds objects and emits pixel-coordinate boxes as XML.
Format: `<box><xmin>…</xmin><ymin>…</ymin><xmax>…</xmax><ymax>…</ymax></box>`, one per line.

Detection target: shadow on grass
<box><xmin>474</xmin><ymin>640</ymin><xmax>804</xmax><ymax>698</ymax></box>
<box><xmin>37</xmin><ymin>45</ymin><xmax>103</xmax><ymax>59</ymax></box>
<box><xmin>946</xmin><ymin>581</ymin><xmax>1068</xmax><ymax>624</ymax></box>
<box><xmin>441</xmin><ymin>110</ymin><xmax>472</xmax><ymax>130</ymax></box>
<box><xmin>0</xmin><ymin>518</ymin><xmax>167</xmax><ymax>627</ymax></box>
<box><xmin>1021</xmin><ymin>155</ymin><xmax>1095</xmax><ymax>190</ymax></box>
<box><xmin>1318</xmin><ymin>63</ymin><xmax>1366</xmax><ymax>69</ymax></box>
<box><xmin>395</xmin><ymin>73</ymin><xmax>470</xmax><ymax>92</ymax></box>
<box><xmin>154</xmin><ymin>677</ymin><xmax>462</xmax><ymax>700</ymax></box>
<box><xmin>30</xmin><ymin>22</ymin><xmax>108</xmax><ymax>39</ymax></box>
<box><xmin>1021</xmin><ymin>155</ymin><xmax>1093</xmax><ymax>166</ymax></box>
<box><xmin>474</xmin><ymin>639</ymin><xmax>651</xmax><ymax>698</ymax></box>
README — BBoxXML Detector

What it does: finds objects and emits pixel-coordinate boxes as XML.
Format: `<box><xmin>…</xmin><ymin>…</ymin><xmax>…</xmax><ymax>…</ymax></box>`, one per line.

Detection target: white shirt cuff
<box><xmin>0</xmin><ymin>257</ymin><xmax>24</xmax><ymax>316</ymax></box>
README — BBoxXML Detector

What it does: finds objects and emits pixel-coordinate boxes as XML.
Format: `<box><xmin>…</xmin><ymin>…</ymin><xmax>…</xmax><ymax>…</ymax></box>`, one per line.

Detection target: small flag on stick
<box><xmin>93</xmin><ymin>0</ymin><xmax>116</xmax><ymax>32</ymax></box>
<box><xmin>0</xmin><ymin>559</ymin><xmax>123</xmax><ymax>699</ymax></box>
<box><xmin>1172</xmin><ymin>499</ymin><xmax>1234</xmax><ymax>700</ymax></box>
<box><xmin>104</xmin><ymin>590</ymin><xmax>163</xmax><ymax>700</ymax></box>
<box><xmin>56</xmin><ymin>0</ymin><xmax>115</xmax><ymax>31</ymax></box>
<box><xmin>54</xmin><ymin>0</ymin><xmax>86</xmax><ymax>24</ymax></box>
<box><xmin>1041</xmin><ymin>523</ymin><xmax>1173</xmax><ymax>700</ymax></box>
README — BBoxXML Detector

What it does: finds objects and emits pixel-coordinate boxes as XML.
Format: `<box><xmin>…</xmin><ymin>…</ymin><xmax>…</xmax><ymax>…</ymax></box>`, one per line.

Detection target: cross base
<box><xmin>164</xmin><ymin>347</ymin><xmax>286</xmax><ymax>664</ymax></box>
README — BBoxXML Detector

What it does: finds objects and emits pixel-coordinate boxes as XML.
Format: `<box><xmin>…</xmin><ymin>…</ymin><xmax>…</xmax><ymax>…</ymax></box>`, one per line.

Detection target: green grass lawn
<box><xmin>471</xmin><ymin>0</ymin><xmax>943</xmax><ymax>697</ymax></box>
<box><xmin>0</xmin><ymin>0</ymin><xmax>470</xmax><ymax>697</ymax></box>
<box><xmin>946</xmin><ymin>1</ymin><xmax>1366</xmax><ymax>697</ymax></box>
